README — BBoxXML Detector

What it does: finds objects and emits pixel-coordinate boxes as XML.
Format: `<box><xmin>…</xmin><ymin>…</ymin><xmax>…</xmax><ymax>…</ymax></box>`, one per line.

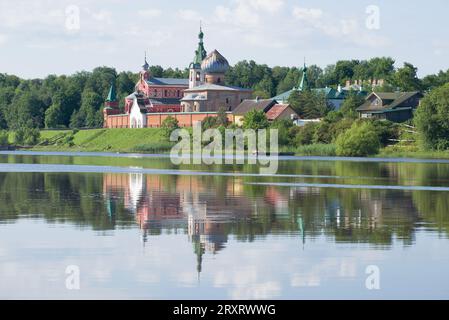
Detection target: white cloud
<box><xmin>87</xmin><ymin>9</ymin><xmax>113</xmax><ymax>24</ymax></box>
<box><xmin>214</xmin><ymin>0</ymin><xmax>284</xmax><ymax>28</ymax></box>
<box><xmin>292</xmin><ymin>6</ymin><xmax>390</xmax><ymax>48</ymax></box>
<box><xmin>247</xmin><ymin>0</ymin><xmax>284</xmax><ymax>13</ymax></box>
<box><xmin>0</xmin><ymin>34</ymin><xmax>7</xmax><ymax>45</ymax></box>
<box><xmin>292</xmin><ymin>7</ymin><xmax>323</xmax><ymax>22</ymax></box>
<box><xmin>138</xmin><ymin>9</ymin><xmax>162</xmax><ymax>18</ymax></box>
<box><xmin>215</xmin><ymin>5</ymin><xmax>232</xmax><ymax>23</ymax></box>
<box><xmin>176</xmin><ymin>9</ymin><xmax>202</xmax><ymax>21</ymax></box>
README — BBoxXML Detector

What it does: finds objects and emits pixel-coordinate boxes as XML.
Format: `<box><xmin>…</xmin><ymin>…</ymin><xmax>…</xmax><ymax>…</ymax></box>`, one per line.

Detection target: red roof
<box><xmin>266</xmin><ymin>104</ymin><xmax>291</xmax><ymax>120</ymax></box>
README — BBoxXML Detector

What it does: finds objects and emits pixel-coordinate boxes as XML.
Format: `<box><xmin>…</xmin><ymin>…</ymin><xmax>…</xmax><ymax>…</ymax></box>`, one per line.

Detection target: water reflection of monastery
<box><xmin>103</xmin><ymin>173</ymin><xmax>288</xmax><ymax>273</ymax></box>
<box><xmin>103</xmin><ymin>172</ymin><xmax>428</xmax><ymax>273</ymax></box>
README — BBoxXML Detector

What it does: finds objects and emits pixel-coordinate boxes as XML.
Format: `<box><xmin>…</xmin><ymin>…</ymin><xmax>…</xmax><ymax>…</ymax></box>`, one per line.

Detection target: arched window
<box><xmin>217</xmin><ymin>77</ymin><xmax>221</xmax><ymax>84</ymax></box>
<box><xmin>196</xmin><ymin>72</ymin><xmax>201</xmax><ymax>81</ymax></box>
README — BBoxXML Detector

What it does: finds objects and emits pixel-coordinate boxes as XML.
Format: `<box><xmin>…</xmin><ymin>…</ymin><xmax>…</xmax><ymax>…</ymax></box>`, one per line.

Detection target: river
<box><xmin>0</xmin><ymin>151</ymin><xmax>448</xmax><ymax>299</ymax></box>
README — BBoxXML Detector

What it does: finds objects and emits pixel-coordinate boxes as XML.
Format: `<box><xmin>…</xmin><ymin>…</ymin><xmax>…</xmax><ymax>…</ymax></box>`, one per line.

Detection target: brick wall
<box><xmin>104</xmin><ymin>112</ymin><xmax>235</xmax><ymax>128</ymax></box>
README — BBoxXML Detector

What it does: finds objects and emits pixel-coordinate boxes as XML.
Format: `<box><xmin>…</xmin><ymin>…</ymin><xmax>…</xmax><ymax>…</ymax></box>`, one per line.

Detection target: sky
<box><xmin>0</xmin><ymin>0</ymin><xmax>448</xmax><ymax>79</ymax></box>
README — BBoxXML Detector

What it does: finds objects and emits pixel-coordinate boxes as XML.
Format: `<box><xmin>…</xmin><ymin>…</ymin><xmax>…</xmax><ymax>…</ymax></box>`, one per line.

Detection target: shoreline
<box><xmin>4</xmin><ymin>128</ymin><xmax>449</xmax><ymax>162</ymax></box>
<box><xmin>3</xmin><ymin>149</ymin><xmax>449</xmax><ymax>164</ymax></box>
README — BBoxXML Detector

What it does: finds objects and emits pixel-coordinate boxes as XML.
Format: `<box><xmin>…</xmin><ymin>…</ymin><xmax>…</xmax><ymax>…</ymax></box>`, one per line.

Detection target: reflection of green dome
<box><xmin>201</xmin><ymin>50</ymin><xmax>229</xmax><ymax>74</ymax></box>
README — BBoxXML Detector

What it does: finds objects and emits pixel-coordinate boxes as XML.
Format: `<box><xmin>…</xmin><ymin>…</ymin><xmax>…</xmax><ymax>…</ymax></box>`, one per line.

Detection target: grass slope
<box><xmin>34</xmin><ymin>128</ymin><xmax>173</xmax><ymax>153</ymax></box>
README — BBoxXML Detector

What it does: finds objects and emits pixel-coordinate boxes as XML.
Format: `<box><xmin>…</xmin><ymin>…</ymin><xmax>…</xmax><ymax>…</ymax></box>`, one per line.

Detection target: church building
<box><xmin>180</xmin><ymin>29</ymin><xmax>252</xmax><ymax>112</ymax></box>
<box><xmin>103</xmin><ymin>26</ymin><xmax>252</xmax><ymax>128</ymax></box>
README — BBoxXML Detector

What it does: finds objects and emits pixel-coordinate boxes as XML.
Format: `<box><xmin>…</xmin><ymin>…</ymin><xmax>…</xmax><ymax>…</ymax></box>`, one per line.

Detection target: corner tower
<box><xmin>189</xmin><ymin>25</ymin><xmax>207</xmax><ymax>89</ymax></box>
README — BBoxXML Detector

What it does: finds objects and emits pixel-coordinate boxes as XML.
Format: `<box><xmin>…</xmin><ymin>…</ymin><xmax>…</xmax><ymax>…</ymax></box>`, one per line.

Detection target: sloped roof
<box><xmin>357</xmin><ymin>91</ymin><xmax>421</xmax><ymax>112</ymax></box>
<box><xmin>273</xmin><ymin>87</ymin><xmax>347</xmax><ymax>102</ymax></box>
<box><xmin>233</xmin><ymin>99</ymin><xmax>277</xmax><ymax>115</ymax></box>
<box><xmin>265</xmin><ymin>104</ymin><xmax>296</xmax><ymax>121</ymax></box>
<box><xmin>146</xmin><ymin>77</ymin><xmax>189</xmax><ymax>86</ymax></box>
<box><xmin>181</xmin><ymin>93</ymin><xmax>207</xmax><ymax>101</ymax></box>
<box><xmin>150</xmin><ymin>98</ymin><xmax>183</xmax><ymax>105</ymax></box>
<box><xmin>106</xmin><ymin>83</ymin><xmax>117</xmax><ymax>102</ymax></box>
<box><xmin>184</xmin><ymin>83</ymin><xmax>252</xmax><ymax>92</ymax></box>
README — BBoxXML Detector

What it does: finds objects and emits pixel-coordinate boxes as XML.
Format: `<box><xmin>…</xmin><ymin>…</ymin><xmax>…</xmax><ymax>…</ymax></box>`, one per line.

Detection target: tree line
<box><xmin>1</xmin><ymin>57</ymin><xmax>449</xmax><ymax>146</ymax></box>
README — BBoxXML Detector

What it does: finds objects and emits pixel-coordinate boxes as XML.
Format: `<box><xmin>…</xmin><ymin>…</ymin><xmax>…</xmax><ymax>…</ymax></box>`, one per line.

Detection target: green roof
<box><xmin>106</xmin><ymin>82</ymin><xmax>117</xmax><ymax>102</ymax></box>
<box><xmin>191</xmin><ymin>26</ymin><xmax>207</xmax><ymax>68</ymax></box>
<box><xmin>299</xmin><ymin>63</ymin><xmax>309</xmax><ymax>91</ymax></box>
<box><xmin>272</xmin><ymin>87</ymin><xmax>346</xmax><ymax>102</ymax></box>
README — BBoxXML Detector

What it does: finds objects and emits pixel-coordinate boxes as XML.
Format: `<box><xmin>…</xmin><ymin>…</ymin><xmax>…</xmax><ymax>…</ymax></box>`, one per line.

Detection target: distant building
<box><xmin>232</xmin><ymin>98</ymin><xmax>298</xmax><ymax>125</ymax></box>
<box><xmin>265</xmin><ymin>104</ymin><xmax>298</xmax><ymax>122</ymax></box>
<box><xmin>273</xmin><ymin>63</ymin><xmax>367</xmax><ymax>110</ymax></box>
<box><xmin>356</xmin><ymin>91</ymin><xmax>423</xmax><ymax>122</ymax></box>
<box><xmin>181</xmin><ymin>49</ymin><xmax>252</xmax><ymax>112</ymax></box>
<box><xmin>232</xmin><ymin>98</ymin><xmax>278</xmax><ymax>126</ymax></box>
<box><xmin>125</xmin><ymin>54</ymin><xmax>189</xmax><ymax>113</ymax></box>
<box><xmin>103</xmin><ymin>26</ymin><xmax>252</xmax><ymax>128</ymax></box>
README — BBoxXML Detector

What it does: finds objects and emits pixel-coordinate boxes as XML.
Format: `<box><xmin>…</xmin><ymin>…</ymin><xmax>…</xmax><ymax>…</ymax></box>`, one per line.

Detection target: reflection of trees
<box><xmin>0</xmin><ymin>172</ymin><xmax>134</xmax><ymax>230</ymax></box>
<box><xmin>412</xmin><ymin>191</ymin><xmax>449</xmax><ymax>234</ymax></box>
<box><xmin>1</xmin><ymin>159</ymin><xmax>449</xmax><ymax>250</ymax></box>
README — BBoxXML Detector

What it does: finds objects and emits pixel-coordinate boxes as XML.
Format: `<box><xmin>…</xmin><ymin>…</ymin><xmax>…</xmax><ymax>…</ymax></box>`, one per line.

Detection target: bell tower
<box><xmin>189</xmin><ymin>23</ymin><xmax>207</xmax><ymax>89</ymax></box>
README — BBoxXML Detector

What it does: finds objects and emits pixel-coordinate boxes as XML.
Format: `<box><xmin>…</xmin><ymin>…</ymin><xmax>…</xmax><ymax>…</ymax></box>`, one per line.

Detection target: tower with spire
<box><xmin>105</xmin><ymin>81</ymin><xmax>118</xmax><ymax>109</ymax></box>
<box><xmin>298</xmin><ymin>60</ymin><xmax>309</xmax><ymax>91</ymax></box>
<box><xmin>140</xmin><ymin>52</ymin><xmax>151</xmax><ymax>83</ymax></box>
<box><xmin>189</xmin><ymin>23</ymin><xmax>207</xmax><ymax>89</ymax></box>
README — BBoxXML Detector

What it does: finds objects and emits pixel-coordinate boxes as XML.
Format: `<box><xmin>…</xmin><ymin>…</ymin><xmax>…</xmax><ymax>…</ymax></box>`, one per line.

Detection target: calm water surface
<box><xmin>0</xmin><ymin>151</ymin><xmax>448</xmax><ymax>299</ymax></box>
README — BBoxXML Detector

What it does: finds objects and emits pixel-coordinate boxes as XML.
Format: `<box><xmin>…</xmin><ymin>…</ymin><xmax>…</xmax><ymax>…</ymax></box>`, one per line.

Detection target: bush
<box><xmin>294</xmin><ymin>122</ymin><xmax>319</xmax><ymax>146</ymax></box>
<box><xmin>296</xmin><ymin>143</ymin><xmax>336</xmax><ymax>156</ymax></box>
<box><xmin>242</xmin><ymin>109</ymin><xmax>269</xmax><ymax>130</ymax></box>
<box><xmin>270</xmin><ymin>119</ymin><xmax>294</xmax><ymax>146</ymax></box>
<box><xmin>371</xmin><ymin>120</ymin><xmax>399</xmax><ymax>147</ymax></box>
<box><xmin>161</xmin><ymin>116</ymin><xmax>180</xmax><ymax>139</ymax></box>
<box><xmin>0</xmin><ymin>131</ymin><xmax>9</xmax><ymax>146</ymax></box>
<box><xmin>133</xmin><ymin>142</ymin><xmax>174</xmax><ymax>153</ymax></box>
<box><xmin>201</xmin><ymin>116</ymin><xmax>218</xmax><ymax>130</ymax></box>
<box><xmin>335</xmin><ymin>121</ymin><xmax>381</xmax><ymax>157</ymax></box>
<box><xmin>14</xmin><ymin>127</ymin><xmax>40</xmax><ymax>146</ymax></box>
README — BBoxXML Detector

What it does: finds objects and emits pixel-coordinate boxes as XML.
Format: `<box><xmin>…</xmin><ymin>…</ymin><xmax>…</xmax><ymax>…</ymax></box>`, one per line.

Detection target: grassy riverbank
<box><xmin>5</xmin><ymin>128</ymin><xmax>449</xmax><ymax>160</ymax></box>
<box><xmin>29</xmin><ymin>128</ymin><xmax>174</xmax><ymax>153</ymax></box>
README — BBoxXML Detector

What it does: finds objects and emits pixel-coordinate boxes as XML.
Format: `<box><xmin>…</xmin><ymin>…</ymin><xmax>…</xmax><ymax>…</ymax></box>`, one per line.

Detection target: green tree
<box><xmin>270</xmin><ymin>119</ymin><xmax>294</xmax><ymax>146</ymax></box>
<box><xmin>216</xmin><ymin>107</ymin><xmax>229</xmax><ymax>127</ymax></box>
<box><xmin>340</xmin><ymin>92</ymin><xmax>365</xmax><ymax>118</ymax></box>
<box><xmin>79</xmin><ymin>89</ymin><xmax>104</xmax><ymax>128</ymax></box>
<box><xmin>44</xmin><ymin>104</ymin><xmax>62</xmax><ymax>128</ymax></box>
<box><xmin>0</xmin><ymin>130</ymin><xmax>9</xmax><ymax>146</ymax></box>
<box><xmin>294</xmin><ymin>122</ymin><xmax>318</xmax><ymax>146</ymax></box>
<box><xmin>288</xmin><ymin>90</ymin><xmax>333</xmax><ymax>119</ymax></box>
<box><xmin>242</xmin><ymin>109</ymin><xmax>269</xmax><ymax>130</ymax></box>
<box><xmin>161</xmin><ymin>116</ymin><xmax>180</xmax><ymax>139</ymax></box>
<box><xmin>415</xmin><ymin>83</ymin><xmax>449</xmax><ymax>150</ymax></box>
<box><xmin>392</xmin><ymin>62</ymin><xmax>422</xmax><ymax>91</ymax></box>
<box><xmin>335</xmin><ymin>121</ymin><xmax>381</xmax><ymax>156</ymax></box>
<box><xmin>14</xmin><ymin>127</ymin><xmax>40</xmax><ymax>146</ymax></box>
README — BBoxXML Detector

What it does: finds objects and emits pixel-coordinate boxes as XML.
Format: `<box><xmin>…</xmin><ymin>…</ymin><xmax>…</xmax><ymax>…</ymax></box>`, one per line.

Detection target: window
<box><xmin>196</xmin><ymin>72</ymin><xmax>201</xmax><ymax>81</ymax></box>
<box><xmin>226</xmin><ymin>98</ymin><xmax>229</xmax><ymax>104</ymax></box>
<box><xmin>217</xmin><ymin>77</ymin><xmax>221</xmax><ymax>83</ymax></box>
<box><xmin>164</xmin><ymin>90</ymin><xmax>168</xmax><ymax>97</ymax></box>
<box><xmin>177</xmin><ymin>90</ymin><xmax>180</xmax><ymax>97</ymax></box>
